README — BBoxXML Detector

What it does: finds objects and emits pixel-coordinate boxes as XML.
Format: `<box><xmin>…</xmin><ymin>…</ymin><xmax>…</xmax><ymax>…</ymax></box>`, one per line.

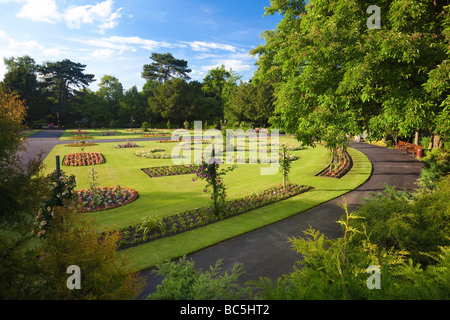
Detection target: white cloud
<box><xmin>12</xmin><ymin>0</ymin><xmax>123</xmax><ymax>33</ymax></box>
<box><xmin>81</xmin><ymin>35</ymin><xmax>179</xmax><ymax>53</ymax></box>
<box><xmin>202</xmin><ymin>59</ymin><xmax>253</xmax><ymax>72</ymax></box>
<box><xmin>16</xmin><ymin>0</ymin><xmax>61</xmax><ymax>23</ymax></box>
<box><xmin>188</xmin><ymin>41</ymin><xmax>238</xmax><ymax>52</ymax></box>
<box><xmin>65</xmin><ymin>0</ymin><xmax>123</xmax><ymax>33</ymax></box>
<box><xmin>41</xmin><ymin>48</ymin><xmax>63</xmax><ymax>57</ymax></box>
<box><xmin>0</xmin><ymin>29</ymin><xmax>46</xmax><ymax>80</ymax></box>
<box><xmin>91</xmin><ymin>48</ymin><xmax>115</xmax><ymax>58</ymax></box>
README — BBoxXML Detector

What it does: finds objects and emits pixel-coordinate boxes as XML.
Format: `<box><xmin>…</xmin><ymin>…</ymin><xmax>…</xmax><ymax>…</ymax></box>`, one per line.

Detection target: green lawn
<box><xmin>21</xmin><ymin>130</ymin><xmax>41</xmax><ymax>138</ymax></box>
<box><xmin>59</xmin><ymin>128</ymin><xmax>173</xmax><ymax>140</ymax></box>
<box><xmin>42</xmin><ymin>136</ymin><xmax>372</xmax><ymax>270</ymax></box>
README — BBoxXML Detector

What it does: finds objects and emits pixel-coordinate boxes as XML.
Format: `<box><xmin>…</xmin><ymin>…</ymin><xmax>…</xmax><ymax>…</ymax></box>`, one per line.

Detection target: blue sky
<box><xmin>0</xmin><ymin>0</ymin><xmax>282</xmax><ymax>90</ymax></box>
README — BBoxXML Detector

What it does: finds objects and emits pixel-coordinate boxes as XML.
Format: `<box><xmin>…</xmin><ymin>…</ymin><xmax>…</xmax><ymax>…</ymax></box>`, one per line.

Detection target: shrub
<box><xmin>249</xmin><ymin>198</ymin><xmax>450</xmax><ymax>300</ymax></box>
<box><xmin>417</xmin><ymin>146</ymin><xmax>450</xmax><ymax>192</ymax></box>
<box><xmin>137</xmin><ymin>215</ymin><xmax>163</xmax><ymax>235</ymax></box>
<box><xmin>147</xmin><ymin>256</ymin><xmax>248</xmax><ymax>300</ymax></box>
<box><xmin>349</xmin><ymin>176</ymin><xmax>450</xmax><ymax>267</ymax></box>
<box><xmin>142</xmin><ymin>121</ymin><xmax>150</xmax><ymax>132</ymax></box>
<box><xmin>37</xmin><ymin>206</ymin><xmax>146</xmax><ymax>299</ymax></box>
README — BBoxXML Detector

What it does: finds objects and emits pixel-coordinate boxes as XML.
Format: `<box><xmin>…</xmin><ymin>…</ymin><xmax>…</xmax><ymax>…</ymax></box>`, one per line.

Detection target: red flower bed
<box><xmin>63</xmin><ymin>152</ymin><xmax>105</xmax><ymax>166</ymax></box>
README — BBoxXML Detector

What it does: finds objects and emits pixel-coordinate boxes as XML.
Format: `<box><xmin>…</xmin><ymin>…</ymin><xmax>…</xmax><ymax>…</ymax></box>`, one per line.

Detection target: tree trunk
<box><xmin>283</xmin><ymin>149</ymin><xmax>287</xmax><ymax>190</ymax></box>
<box><xmin>414</xmin><ymin>130</ymin><xmax>420</xmax><ymax>146</ymax></box>
<box><xmin>433</xmin><ymin>133</ymin><xmax>442</xmax><ymax>149</ymax></box>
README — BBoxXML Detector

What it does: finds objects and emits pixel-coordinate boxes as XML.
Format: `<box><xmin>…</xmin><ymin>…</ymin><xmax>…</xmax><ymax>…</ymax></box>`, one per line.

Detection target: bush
<box><xmin>249</xmin><ymin>197</ymin><xmax>450</xmax><ymax>300</ymax></box>
<box><xmin>349</xmin><ymin>176</ymin><xmax>450</xmax><ymax>267</ymax></box>
<box><xmin>37</xmin><ymin>206</ymin><xmax>146</xmax><ymax>299</ymax></box>
<box><xmin>417</xmin><ymin>146</ymin><xmax>450</xmax><ymax>192</ymax></box>
<box><xmin>147</xmin><ymin>256</ymin><xmax>248</xmax><ymax>300</ymax></box>
<box><xmin>142</xmin><ymin>121</ymin><xmax>150</xmax><ymax>132</ymax></box>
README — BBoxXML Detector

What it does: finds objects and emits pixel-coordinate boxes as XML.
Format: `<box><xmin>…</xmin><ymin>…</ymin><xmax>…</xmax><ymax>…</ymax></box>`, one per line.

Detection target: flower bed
<box><xmin>116</xmin><ymin>183</ymin><xmax>313</xmax><ymax>250</ymax></box>
<box><xmin>115</xmin><ymin>141</ymin><xmax>142</xmax><ymax>148</ymax></box>
<box><xmin>63</xmin><ymin>152</ymin><xmax>105</xmax><ymax>166</ymax></box>
<box><xmin>135</xmin><ymin>149</ymin><xmax>182</xmax><ymax>159</ymax></box>
<box><xmin>141</xmin><ymin>165</ymin><xmax>198</xmax><ymax>178</ymax></box>
<box><xmin>72</xmin><ymin>135</ymin><xmax>93</xmax><ymax>140</ymax></box>
<box><xmin>316</xmin><ymin>151</ymin><xmax>353</xmax><ymax>178</ymax></box>
<box><xmin>74</xmin><ymin>186</ymin><xmax>138</xmax><ymax>213</ymax></box>
<box><xmin>65</xmin><ymin>141</ymin><xmax>98</xmax><ymax>147</ymax></box>
<box><xmin>159</xmin><ymin>139</ymin><xmax>181</xmax><ymax>143</ymax></box>
<box><xmin>71</xmin><ymin>130</ymin><xmax>88</xmax><ymax>135</ymax></box>
<box><xmin>142</xmin><ymin>134</ymin><xmax>171</xmax><ymax>138</ymax></box>
<box><xmin>225</xmin><ymin>154</ymin><xmax>298</xmax><ymax>164</ymax></box>
<box><xmin>101</xmin><ymin>131</ymin><xmax>119</xmax><ymax>136</ymax></box>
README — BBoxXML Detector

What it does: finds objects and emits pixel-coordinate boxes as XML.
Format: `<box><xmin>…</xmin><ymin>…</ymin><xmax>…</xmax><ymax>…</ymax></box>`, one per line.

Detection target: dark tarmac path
<box><xmin>137</xmin><ymin>142</ymin><xmax>424</xmax><ymax>299</ymax></box>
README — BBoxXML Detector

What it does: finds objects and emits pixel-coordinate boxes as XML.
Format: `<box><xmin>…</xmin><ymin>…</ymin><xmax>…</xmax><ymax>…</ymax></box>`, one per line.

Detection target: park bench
<box><xmin>393</xmin><ymin>140</ymin><xmax>408</xmax><ymax>152</ymax></box>
<box><xmin>394</xmin><ymin>140</ymin><xmax>423</xmax><ymax>158</ymax></box>
<box><xmin>407</xmin><ymin>143</ymin><xmax>422</xmax><ymax>157</ymax></box>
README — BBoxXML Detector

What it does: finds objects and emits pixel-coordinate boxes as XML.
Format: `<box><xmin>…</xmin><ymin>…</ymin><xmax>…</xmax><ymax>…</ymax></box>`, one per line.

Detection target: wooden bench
<box><xmin>394</xmin><ymin>141</ymin><xmax>423</xmax><ymax>158</ymax></box>
<box><xmin>393</xmin><ymin>140</ymin><xmax>408</xmax><ymax>152</ymax></box>
<box><xmin>407</xmin><ymin>144</ymin><xmax>422</xmax><ymax>157</ymax></box>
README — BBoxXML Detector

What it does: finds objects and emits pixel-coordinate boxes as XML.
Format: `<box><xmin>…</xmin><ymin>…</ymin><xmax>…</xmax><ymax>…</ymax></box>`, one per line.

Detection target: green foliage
<box><xmin>253</xmin><ymin>0</ymin><xmax>449</xmax><ymax>146</ymax></box>
<box><xmin>417</xmin><ymin>145</ymin><xmax>450</xmax><ymax>192</ymax></box>
<box><xmin>37</xmin><ymin>206</ymin><xmax>145</xmax><ymax>299</ymax></box>
<box><xmin>349</xmin><ymin>176</ymin><xmax>450</xmax><ymax>267</ymax></box>
<box><xmin>193</xmin><ymin>151</ymin><xmax>237</xmax><ymax>215</ymax></box>
<box><xmin>249</xmin><ymin>192</ymin><xmax>450</xmax><ymax>300</ymax></box>
<box><xmin>142</xmin><ymin>52</ymin><xmax>191</xmax><ymax>83</ymax></box>
<box><xmin>137</xmin><ymin>215</ymin><xmax>163</xmax><ymax>235</ymax></box>
<box><xmin>142</xmin><ymin>121</ymin><xmax>150</xmax><ymax>132</ymax></box>
<box><xmin>33</xmin><ymin>170</ymin><xmax>76</xmax><ymax>238</ymax></box>
<box><xmin>279</xmin><ymin>146</ymin><xmax>292</xmax><ymax>189</ymax></box>
<box><xmin>147</xmin><ymin>256</ymin><xmax>248</xmax><ymax>300</ymax></box>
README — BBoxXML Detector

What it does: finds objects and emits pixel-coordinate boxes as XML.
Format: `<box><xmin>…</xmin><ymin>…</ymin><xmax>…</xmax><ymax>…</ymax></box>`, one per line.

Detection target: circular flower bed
<box><xmin>74</xmin><ymin>186</ymin><xmax>138</xmax><ymax>213</ymax></box>
<box><xmin>63</xmin><ymin>152</ymin><xmax>105</xmax><ymax>166</ymax></box>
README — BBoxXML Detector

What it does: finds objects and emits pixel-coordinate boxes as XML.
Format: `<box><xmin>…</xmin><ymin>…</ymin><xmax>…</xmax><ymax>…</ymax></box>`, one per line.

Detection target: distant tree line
<box><xmin>0</xmin><ymin>53</ymin><xmax>275</xmax><ymax>129</ymax></box>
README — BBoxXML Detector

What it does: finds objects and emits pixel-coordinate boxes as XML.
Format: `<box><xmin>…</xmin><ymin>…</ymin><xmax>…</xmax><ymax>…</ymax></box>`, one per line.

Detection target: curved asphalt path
<box><xmin>18</xmin><ymin>131</ymin><xmax>424</xmax><ymax>299</ymax></box>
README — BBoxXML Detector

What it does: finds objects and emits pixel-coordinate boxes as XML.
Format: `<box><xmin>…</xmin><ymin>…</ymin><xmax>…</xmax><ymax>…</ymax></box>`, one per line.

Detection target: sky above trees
<box><xmin>0</xmin><ymin>0</ymin><xmax>282</xmax><ymax>90</ymax></box>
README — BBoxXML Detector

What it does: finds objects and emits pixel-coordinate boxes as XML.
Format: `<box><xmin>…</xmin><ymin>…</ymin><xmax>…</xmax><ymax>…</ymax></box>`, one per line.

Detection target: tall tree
<box><xmin>118</xmin><ymin>85</ymin><xmax>148</xmax><ymax>127</ymax></box>
<box><xmin>38</xmin><ymin>59</ymin><xmax>95</xmax><ymax>126</ymax></box>
<box><xmin>2</xmin><ymin>56</ymin><xmax>48</xmax><ymax>122</ymax></box>
<box><xmin>227</xmin><ymin>80</ymin><xmax>275</xmax><ymax>127</ymax></box>
<box><xmin>252</xmin><ymin>0</ymin><xmax>449</xmax><ymax>150</ymax></box>
<box><xmin>142</xmin><ymin>52</ymin><xmax>191</xmax><ymax>83</ymax></box>
<box><xmin>96</xmin><ymin>75</ymin><xmax>124</xmax><ymax>125</ymax></box>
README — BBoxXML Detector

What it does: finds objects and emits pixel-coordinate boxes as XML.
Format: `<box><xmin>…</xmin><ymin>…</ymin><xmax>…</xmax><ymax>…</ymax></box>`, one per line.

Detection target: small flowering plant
<box><xmin>33</xmin><ymin>170</ymin><xmax>76</xmax><ymax>238</ymax></box>
<box><xmin>193</xmin><ymin>152</ymin><xmax>236</xmax><ymax>215</ymax></box>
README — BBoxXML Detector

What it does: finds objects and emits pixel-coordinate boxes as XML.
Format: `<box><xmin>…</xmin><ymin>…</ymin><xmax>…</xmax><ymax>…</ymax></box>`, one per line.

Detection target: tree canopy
<box><xmin>252</xmin><ymin>0</ymin><xmax>450</xmax><ymax>148</ymax></box>
<box><xmin>142</xmin><ymin>52</ymin><xmax>192</xmax><ymax>83</ymax></box>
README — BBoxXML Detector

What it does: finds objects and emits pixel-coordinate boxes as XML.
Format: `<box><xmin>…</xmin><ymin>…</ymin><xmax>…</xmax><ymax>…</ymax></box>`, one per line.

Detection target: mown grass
<box><xmin>42</xmin><ymin>135</ymin><xmax>372</xmax><ymax>270</ymax></box>
<box><xmin>59</xmin><ymin>128</ymin><xmax>172</xmax><ymax>140</ymax></box>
